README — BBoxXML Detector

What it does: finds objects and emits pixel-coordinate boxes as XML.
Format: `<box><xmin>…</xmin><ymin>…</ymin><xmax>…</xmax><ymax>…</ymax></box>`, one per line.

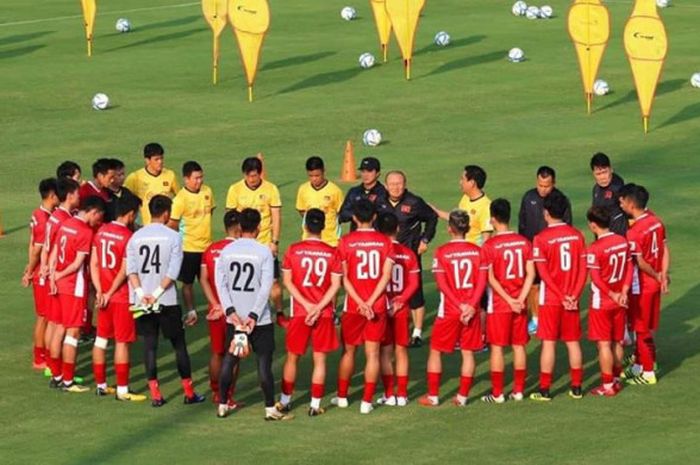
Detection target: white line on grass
<box><xmin>0</xmin><ymin>2</ymin><xmax>198</xmax><ymax>28</ymax></box>
<box><xmin>605</xmin><ymin>0</ymin><xmax>700</xmax><ymax>8</ymax></box>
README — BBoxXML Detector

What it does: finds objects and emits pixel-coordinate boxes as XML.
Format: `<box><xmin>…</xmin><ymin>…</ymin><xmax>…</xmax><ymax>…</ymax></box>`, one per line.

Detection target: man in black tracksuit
<box><xmin>338</xmin><ymin>157</ymin><xmax>389</xmax><ymax>231</ymax></box>
<box><xmin>385</xmin><ymin>170</ymin><xmax>438</xmax><ymax>347</ymax></box>
<box><xmin>590</xmin><ymin>152</ymin><xmax>627</xmax><ymax>236</ymax></box>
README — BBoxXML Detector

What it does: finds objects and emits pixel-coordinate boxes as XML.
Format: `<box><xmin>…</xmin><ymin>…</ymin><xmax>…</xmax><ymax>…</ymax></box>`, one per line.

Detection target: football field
<box><xmin>2</xmin><ymin>0</ymin><xmax>700</xmax><ymax>463</ymax></box>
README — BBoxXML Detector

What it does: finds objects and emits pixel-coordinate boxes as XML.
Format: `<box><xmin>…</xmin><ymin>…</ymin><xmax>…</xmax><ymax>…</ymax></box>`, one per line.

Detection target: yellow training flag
<box><xmin>80</xmin><ymin>0</ymin><xmax>97</xmax><ymax>57</ymax></box>
<box><xmin>623</xmin><ymin>0</ymin><xmax>668</xmax><ymax>133</ymax></box>
<box><xmin>202</xmin><ymin>0</ymin><xmax>229</xmax><ymax>84</ymax></box>
<box><xmin>385</xmin><ymin>0</ymin><xmax>426</xmax><ymax>80</ymax></box>
<box><xmin>370</xmin><ymin>0</ymin><xmax>392</xmax><ymax>62</ymax></box>
<box><xmin>228</xmin><ymin>0</ymin><xmax>270</xmax><ymax>102</ymax></box>
<box><xmin>567</xmin><ymin>0</ymin><xmax>611</xmax><ymax>114</ymax></box>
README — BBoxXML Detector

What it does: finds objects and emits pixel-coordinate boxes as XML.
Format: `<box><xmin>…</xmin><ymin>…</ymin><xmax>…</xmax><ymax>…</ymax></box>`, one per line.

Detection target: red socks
<box><xmin>311</xmin><ymin>383</ymin><xmax>325</xmax><ymax>399</ymax></box>
<box><xmin>115</xmin><ymin>363</ymin><xmax>129</xmax><ymax>387</ymax></box>
<box><xmin>282</xmin><ymin>379</ymin><xmax>295</xmax><ymax>396</ymax></box>
<box><xmin>514</xmin><ymin>369</ymin><xmax>527</xmax><ymax>394</ymax></box>
<box><xmin>637</xmin><ymin>332</ymin><xmax>656</xmax><ymax>371</ymax></box>
<box><xmin>540</xmin><ymin>372</ymin><xmax>552</xmax><ymax>391</ymax></box>
<box><xmin>49</xmin><ymin>356</ymin><xmax>62</xmax><ymax>378</ymax></box>
<box><xmin>362</xmin><ymin>382</ymin><xmax>376</xmax><ymax>403</ymax></box>
<box><xmin>601</xmin><ymin>372</ymin><xmax>614</xmax><ymax>385</ymax></box>
<box><xmin>396</xmin><ymin>375</ymin><xmax>409</xmax><ymax>397</ymax></box>
<box><xmin>570</xmin><ymin>368</ymin><xmax>583</xmax><ymax>387</ymax></box>
<box><xmin>33</xmin><ymin>346</ymin><xmax>45</xmax><ymax>365</ymax></box>
<box><xmin>427</xmin><ymin>372</ymin><xmax>441</xmax><ymax>397</ymax></box>
<box><xmin>382</xmin><ymin>375</ymin><xmax>395</xmax><ymax>398</ymax></box>
<box><xmin>613</xmin><ymin>365</ymin><xmax>622</xmax><ymax>378</ymax></box>
<box><xmin>490</xmin><ymin>371</ymin><xmax>504</xmax><ymax>397</ymax></box>
<box><xmin>148</xmin><ymin>379</ymin><xmax>162</xmax><ymax>400</ymax></box>
<box><xmin>181</xmin><ymin>378</ymin><xmax>195</xmax><ymax>397</ymax></box>
<box><xmin>458</xmin><ymin>376</ymin><xmax>473</xmax><ymax>397</ymax></box>
<box><xmin>62</xmin><ymin>362</ymin><xmax>75</xmax><ymax>383</ymax></box>
<box><xmin>93</xmin><ymin>362</ymin><xmax>106</xmax><ymax>385</ymax></box>
<box><xmin>337</xmin><ymin>378</ymin><xmax>350</xmax><ymax>398</ymax></box>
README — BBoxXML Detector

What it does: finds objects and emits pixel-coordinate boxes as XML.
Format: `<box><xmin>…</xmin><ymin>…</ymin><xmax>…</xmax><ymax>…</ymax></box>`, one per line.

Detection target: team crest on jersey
<box><xmin>163</xmin><ymin>181</ymin><xmax>169</xmax><ymax>187</ymax></box>
<box><xmin>324</xmin><ymin>195</ymin><xmax>331</xmax><ymax>201</ymax></box>
<box><xmin>205</xmin><ymin>195</ymin><xmax>210</xmax><ymax>200</ymax></box>
<box><xmin>368</xmin><ymin>194</ymin><xmax>377</xmax><ymax>202</ymax></box>
<box><xmin>471</xmin><ymin>209</ymin><xmax>476</xmax><ymax>215</ymax></box>
<box><xmin>533</xmin><ymin>247</ymin><xmax>540</xmax><ymax>257</ymax></box>
<box><xmin>587</xmin><ymin>253</ymin><xmax>596</xmax><ymax>264</ymax></box>
<box><xmin>259</xmin><ymin>194</ymin><xmax>267</xmax><ymax>201</ymax></box>
<box><xmin>605</xmin><ymin>190</ymin><xmax>613</xmax><ymax>199</ymax></box>
<box><xmin>401</xmin><ymin>205</ymin><xmax>411</xmax><ymax>213</ymax></box>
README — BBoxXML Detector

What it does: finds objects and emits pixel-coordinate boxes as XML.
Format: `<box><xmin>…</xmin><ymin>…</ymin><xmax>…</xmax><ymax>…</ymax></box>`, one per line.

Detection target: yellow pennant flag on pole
<box><xmin>623</xmin><ymin>0</ymin><xmax>668</xmax><ymax>133</ymax></box>
<box><xmin>567</xmin><ymin>0</ymin><xmax>611</xmax><ymax>114</ymax></box>
<box><xmin>385</xmin><ymin>0</ymin><xmax>426</xmax><ymax>80</ymax></box>
<box><xmin>228</xmin><ymin>0</ymin><xmax>270</xmax><ymax>102</ymax></box>
<box><xmin>80</xmin><ymin>0</ymin><xmax>97</xmax><ymax>57</ymax></box>
<box><xmin>370</xmin><ymin>0</ymin><xmax>392</xmax><ymax>63</ymax></box>
<box><xmin>202</xmin><ymin>0</ymin><xmax>229</xmax><ymax>85</ymax></box>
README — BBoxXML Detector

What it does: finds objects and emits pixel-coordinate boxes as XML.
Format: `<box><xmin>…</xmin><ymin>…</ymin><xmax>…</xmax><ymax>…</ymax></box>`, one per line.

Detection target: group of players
<box><xmin>22</xmin><ymin>144</ymin><xmax>670</xmax><ymax>419</ymax></box>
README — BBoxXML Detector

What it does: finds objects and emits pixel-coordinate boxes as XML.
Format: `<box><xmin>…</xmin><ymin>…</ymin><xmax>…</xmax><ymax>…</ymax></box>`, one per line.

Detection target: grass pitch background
<box><xmin>1</xmin><ymin>1</ymin><xmax>700</xmax><ymax>463</ymax></box>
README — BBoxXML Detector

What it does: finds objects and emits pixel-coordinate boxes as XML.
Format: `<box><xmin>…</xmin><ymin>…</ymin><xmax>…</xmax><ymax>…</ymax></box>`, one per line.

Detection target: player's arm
<box><xmin>534</xmin><ymin>261</ymin><xmax>565</xmax><ymax>302</ymax></box>
<box><xmin>487</xmin><ymin>267</ymin><xmax>519</xmax><ymax>311</ymax></box>
<box><xmin>337</xmin><ymin>190</ymin><xmax>354</xmax><ymax>224</ymax></box>
<box><xmin>200</xmin><ymin>263</ymin><xmax>219</xmax><ymax>308</ymax></box>
<box><xmin>365</xmin><ymin>258</ymin><xmax>394</xmax><ymax>308</ymax></box>
<box><xmin>660</xmin><ymin>243</ymin><xmax>670</xmax><ymax>293</ymax></box>
<box><xmin>418</xmin><ymin>199</ymin><xmax>438</xmax><ymax>254</ymax></box>
<box><xmin>39</xmin><ymin>227</ymin><xmax>52</xmax><ymax>278</ymax></box>
<box><xmin>103</xmin><ymin>259</ymin><xmax>127</xmax><ymax>306</ymax></box>
<box><xmin>634</xmin><ymin>255</ymin><xmax>659</xmax><ymax>281</ymax></box>
<box><xmin>90</xmin><ymin>245</ymin><xmax>103</xmax><ymax>296</ymax></box>
<box><xmin>47</xmin><ymin>243</ymin><xmax>58</xmax><ymax>294</ymax></box>
<box><xmin>429</xmin><ymin>203</ymin><xmax>449</xmax><ymax>221</ymax></box>
<box><xmin>571</xmin><ymin>250</ymin><xmax>589</xmax><ymax>300</ymax></box>
<box><xmin>516</xmin><ymin>260</ymin><xmax>536</xmax><ymax>304</ymax></box>
<box><xmin>395</xmin><ymin>269</ymin><xmax>420</xmax><ymax>309</ymax></box>
<box><xmin>316</xmin><ymin>273</ymin><xmax>342</xmax><ymax>314</ymax></box>
<box><xmin>282</xmin><ymin>268</ymin><xmax>312</xmax><ymax>311</ymax></box>
<box><xmin>517</xmin><ymin>195</ymin><xmax>527</xmax><ymax>236</ymax></box>
<box><xmin>214</xmin><ymin>255</ymin><xmax>235</xmax><ymax>321</ymax></box>
<box><xmin>295</xmin><ymin>186</ymin><xmax>306</xmax><ymax>218</ymax></box>
<box><xmin>249</xmin><ymin>250</ymin><xmax>275</xmax><ymax>326</ymax></box>
<box><xmin>167</xmin><ymin>195</ymin><xmax>183</xmax><ymax>231</ymax></box>
<box><xmin>341</xmin><ymin>262</ymin><xmax>365</xmax><ymax>307</ymax></box>
<box><xmin>433</xmin><ymin>271</ymin><xmax>462</xmax><ymax>310</ymax></box>
<box><xmin>467</xmin><ymin>266</ymin><xmax>489</xmax><ymax>309</ymax></box>
<box><xmin>54</xmin><ymin>252</ymin><xmax>88</xmax><ymax>282</ymax></box>
<box><xmin>167</xmin><ymin>218</ymin><xmax>180</xmax><ymax>231</ymax></box>
<box><xmin>125</xmin><ymin>240</ymin><xmax>147</xmax><ymax>305</ymax></box>
<box><xmin>158</xmin><ymin>237</ymin><xmax>183</xmax><ymax>300</ymax></box>
<box><xmin>270</xmin><ymin>206</ymin><xmax>281</xmax><ymax>253</ymax></box>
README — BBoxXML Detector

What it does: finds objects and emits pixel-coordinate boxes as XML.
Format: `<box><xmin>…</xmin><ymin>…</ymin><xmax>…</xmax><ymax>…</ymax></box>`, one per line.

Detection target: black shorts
<box><xmin>409</xmin><ymin>271</ymin><xmax>426</xmax><ymax>309</ymax></box>
<box><xmin>136</xmin><ymin>305</ymin><xmax>184</xmax><ymax>339</ymax></box>
<box><xmin>273</xmin><ymin>257</ymin><xmax>280</xmax><ymax>280</ymax></box>
<box><xmin>179</xmin><ymin>252</ymin><xmax>202</xmax><ymax>284</ymax></box>
<box><xmin>225</xmin><ymin>323</ymin><xmax>275</xmax><ymax>355</ymax></box>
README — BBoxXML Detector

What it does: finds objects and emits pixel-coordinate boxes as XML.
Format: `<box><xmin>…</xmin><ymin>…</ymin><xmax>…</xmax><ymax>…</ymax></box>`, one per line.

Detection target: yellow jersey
<box><xmin>295</xmin><ymin>180</ymin><xmax>344</xmax><ymax>246</ymax></box>
<box><xmin>225</xmin><ymin>179</ymin><xmax>281</xmax><ymax>245</ymax></box>
<box><xmin>458</xmin><ymin>193</ymin><xmax>493</xmax><ymax>245</ymax></box>
<box><xmin>124</xmin><ymin>168</ymin><xmax>179</xmax><ymax>225</ymax></box>
<box><xmin>171</xmin><ymin>185</ymin><xmax>215</xmax><ymax>252</ymax></box>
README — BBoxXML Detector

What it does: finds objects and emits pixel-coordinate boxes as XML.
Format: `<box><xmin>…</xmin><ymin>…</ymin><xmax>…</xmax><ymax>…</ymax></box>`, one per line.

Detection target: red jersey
<box><xmin>533</xmin><ymin>223</ymin><xmax>587</xmax><ymax>307</ymax></box>
<box><xmin>79</xmin><ymin>181</ymin><xmax>110</xmax><ymax>206</ymax></box>
<box><xmin>387</xmin><ymin>241</ymin><xmax>420</xmax><ymax>303</ymax></box>
<box><xmin>482</xmin><ymin>231</ymin><xmax>533</xmax><ymax>313</ymax></box>
<box><xmin>432</xmin><ymin>240</ymin><xmax>488</xmax><ymax>318</ymax></box>
<box><xmin>93</xmin><ymin>221</ymin><xmax>133</xmax><ymax>304</ymax></box>
<box><xmin>45</xmin><ymin>206</ymin><xmax>73</xmax><ymax>251</ymax></box>
<box><xmin>30</xmin><ymin>206</ymin><xmax>52</xmax><ymax>283</ymax></box>
<box><xmin>202</xmin><ymin>237</ymin><xmax>237</xmax><ymax>308</ymax></box>
<box><xmin>337</xmin><ymin>228</ymin><xmax>393</xmax><ymax>314</ymax></box>
<box><xmin>586</xmin><ymin>232</ymin><xmax>632</xmax><ymax>310</ymax></box>
<box><xmin>282</xmin><ymin>238</ymin><xmax>343</xmax><ymax>318</ymax></box>
<box><xmin>55</xmin><ymin>217</ymin><xmax>93</xmax><ymax>297</ymax></box>
<box><xmin>626</xmin><ymin>212</ymin><xmax>666</xmax><ymax>294</ymax></box>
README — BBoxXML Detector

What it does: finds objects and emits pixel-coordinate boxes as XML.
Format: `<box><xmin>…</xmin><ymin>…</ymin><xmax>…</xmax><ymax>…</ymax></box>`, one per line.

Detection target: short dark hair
<box><xmin>56</xmin><ymin>178</ymin><xmax>80</xmax><ymax>202</ymax></box>
<box><xmin>182</xmin><ymin>161</ymin><xmax>202</xmax><ymax>177</ymax></box>
<box><xmin>586</xmin><ymin>206</ymin><xmax>611</xmax><ymax>228</ymax></box>
<box><xmin>56</xmin><ymin>161</ymin><xmax>81</xmax><ymax>179</ymax></box>
<box><xmin>352</xmin><ymin>199</ymin><xmax>376</xmax><ymax>223</ymax></box>
<box><xmin>376</xmin><ymin>212</ymin><xmax>399</xmax><ymax>236</ymax></box>
<box><xmin>449</xmin><ymin>210</ymin><xmax>470</xmax><ymax>235</ymax></box>
<box><xmin>305</xmin><ymin>208</ymin><xmax>326</xmax><ymax>235</ymax></box>
<box><xmin>590</xmin><ymin>152</ymin><xmax>611</xmax><ymax>170</ymax></box>
<box><xmin>92</xmin><ymin>158</ymin><xmax>114</xmax><ymax>178</ymax></box>
<box><xmin>144</xmin><ymin>143</ymin><xmax>164</xmax><ymax>158</ymax></box>
<box><xmin>238</xmin><ymin>208</ymin><xmax>262</xmax><ymax>233</ymax></box>
<box><xmin>81</xmin><ymin>195</ymin><xmax>106</xmax><ymax>214</ymax></box>
<box><xmin>223</xmin><ymin>210</ymin><xmax>239</xmax><ymax>231</ymax></box>
<box><xmin>39</xmin><ymin>178</ymin><xmax>58</xmax><ymax>200</ymax></box>
<box><xmin>464</xmin><ymin>165</ymin><xmax>487</xmax><ymax>189</ymax></box>
<box><xmin>109</xmin><ymin>158</ymin><xmax>125</xmax><ymax>170</ymax></box>
<box><xmin>543</xmin><ymin>191</ymin><xmax>570</xmax><ymax>220</ymax></box>
<box><xmin>537</xmin><ymin>166</ymin><xmax>556</xmax><ymax>181</ymax></box>
<box><xmin>305</xmin><ymin>156</ymin><xmax>324</xmax><ymax>172</ymax></box>
<box><xmin>241</xmin><ymin>157</ymin><xmax>262</xmax><ymax>174</ymax></box>
<box><xmin>619</xmin><ymin>183</ymin><xmax>649</xmax><ymax>209</ymax></box>
<box><xmin>490</xmin><ymin>198</ymin><xmax>511</xmax><ymax>224</ymax></box>
<box><xmin>148</xmin><ymin>195</ymin><xmax>172</xmax><ymax>218</ymax></box>
<box><xmin>114</xmin><ymin>194</ymin><xmax>141</xmax><ymax>218</ymax></box>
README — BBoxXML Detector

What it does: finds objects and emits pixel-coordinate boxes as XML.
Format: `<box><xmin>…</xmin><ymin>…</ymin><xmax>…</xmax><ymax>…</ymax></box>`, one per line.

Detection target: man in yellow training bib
<box><xmin>295</xmin><ymin>156</ymin><xmax>344</xmax><ymax>246</ymax></box>
<box><xmin>124</xmin><ymin>143</ymin><xmax>179</xmax><ymax>225</ymax></box>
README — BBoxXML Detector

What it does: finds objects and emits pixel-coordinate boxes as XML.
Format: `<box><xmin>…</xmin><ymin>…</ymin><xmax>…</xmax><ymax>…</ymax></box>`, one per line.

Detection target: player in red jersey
<box><xmin>276</xmin><ymin>209</ymin><xmax>343</xmax><ymax>416</ymax></box>
<box><xmin>333</xmin><ymin>199</ymin><xmax>394</xmax><ymax>414</ymax></box>
<box><xmin>21</xmin><ymin>178</ymin><xmax>59</xmax><ymax>370</ymax></box>
<box><xmin>586</xmin><ymin>206</ymin><xmax>633</xmax><ymax>396</ymax></box>
<box><xmin>42</xmin><ymin>178</ymin><xmax>80</xmax><ymax>381</ymax></box>
<box><xmin>376</xmin><ymin>212</ymin><xmax>419</xmax><ymax>407</ymax></box>
<box><xmin>90</xmin><ymin>195</ymin><xmax>146</xmax><ymax>401</ymax></box>
<box><xmin>200</xmin><ymin>210</ymin><xmax>242</xmax><ymax>407</ymax></box>
<box><xmin>480</xmin><ymin>199</ymin><xmax>535</xmax><ymax>403</ymax></box>
<box><xmin>619</xmin><ymin>184</ymin><xmax>669</xmax><ymax>385</ymax></box>
<box><xmin>78</xmin><ymin>158</ymin><xmax>114</xmax><ymax>207</ymax></box>
<box><xmin>48</xmin><ymin>196</ymin><xmax>106</xmax><ymax>392</ymax></box>
<box><xmin>418</xmin><ymin>210</ymin><xmax>488</xmax><ymax>407</ymax></box>
<box><xmin>530</xmin><ymin>191</ymin><xmax>587</xmax><ymax>401</ymax></box>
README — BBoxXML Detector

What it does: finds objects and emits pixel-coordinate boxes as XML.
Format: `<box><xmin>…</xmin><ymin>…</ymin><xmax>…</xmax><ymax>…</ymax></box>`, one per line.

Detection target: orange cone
<box><xmin>256</xmin><ymin>152</ymin><xmax>266</xmax><ymax>179</ymax></box>
<box><xmin>340</xmin><ymin>140</ymin><xmax>357</xmax><ymax>182</ymax></box>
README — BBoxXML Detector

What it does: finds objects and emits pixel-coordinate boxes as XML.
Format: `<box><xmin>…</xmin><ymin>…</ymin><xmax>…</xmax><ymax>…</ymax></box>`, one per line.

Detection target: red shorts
<box><xmin>32</xmin><ymin>281</ymin><xmax>49</xmax><ymax>317</ymax></box>
<box><xmin>208</xmin><ymin>317</ymin><xmax>227</xmax><ymax>355</ymax></box>
<box><xmin>47</xmin><ymin>294</ymin><xmax>62</xmax><ymax>324</ymax></box>
<box><xmin>59</xmin><ymin>294</ymin><xmax>87</xmax><ymax>329</ymax></box>
<box><xmin>633</xmin><ymin>291</ymin><xmax>661</xmax><ymax>332</ymax></box>
<box><xmin>536</xmin><ymin>305</ymin><xmax>581</xmax><ymax>342</ymax></box>
<box><xmin>486</xmin><ymin>311</ymin><xmax>529</xmax><ymax>347</ymax></box>
<box><xmin>341</xmin><ymin>312</ymin><xmax>387</xmax><ymax>346</ymax></box>
<box><xmin>286</xmin><ymin>316</ymin><xmax>339</xmax><ymax>355</ymax></box>
<box><xmin>382</xmin><ymin>310</ymin><xmax>410</xmax><ymax>347</ymax></box>
<box><xmin>588</xmin><ymin>306</ymin><xmax>625</xmax><ymax>342</ymax></box>
<box><xmin>96</xmin><ymin>301</ymin><xmax>136</xmax><ymax>343</ymax></box>
<box><xmin>430</xmin><ymin>314</ymin><xmax>483</xmax><ymax>353</ymax></box>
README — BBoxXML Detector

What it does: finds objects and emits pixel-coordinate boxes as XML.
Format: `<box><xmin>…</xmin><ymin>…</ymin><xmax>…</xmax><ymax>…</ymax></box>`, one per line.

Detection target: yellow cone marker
<box><xmin>228</xmin><ymin>0</ymin><xmax>270</xmax><ymax>102</ymax></box>
<box><xmin>80</xmin><ymin>0</ymin><xmax>97</xmax><ymax>57</ymax></box>
<box><xmin>385</xmin><ymin>0</ymin><xmax>425</xmax><ymax>80</ymax></box>
<box><xmin>202</xmin><ymin>0</ymin><xmax>229</xmax><ymax>85</ymax></box>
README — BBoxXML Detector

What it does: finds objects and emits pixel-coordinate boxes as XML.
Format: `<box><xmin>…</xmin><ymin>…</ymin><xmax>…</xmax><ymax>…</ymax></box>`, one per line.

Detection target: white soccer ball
<box><xmin>508</xmin><ymin>47</ymin><xmax>525</xmax><ymax>62</ymax></box>
<box><xmin>341</xmin><ymin>6</ymin><xmax>357</xmax><ymax>21</ymax></box>
<box><xmin>691</xmin><ymin>73</ymin><xmax>700</xmax><ymax>88</ymax></box>
<box><xmin>91</xmin><ymin>93</ymin><xmax>110</xmax><ymax>110</ymax></box>
<box><xmin>656</xmin><ymin>0</ymin><xmax>670</xmax><ymax>8</ymax></box>
<box><xmin>593</xmin><ymin>79</ymin><xmax>610</xmax><ymax>96</ymax></box>
<box><xmin>512</xmin><ymin>1</ymin><xmax>528</xmax><ymax>16</ymax></box>
<box><xmin>362</xmin><ymin>129</ymin><xmax>382</xmax><ymax>147</ymax></box>
<box><xmin>526</xmin><ymin>6</ymin><xmax>541</xmax><ymax>19</ymax></box>
<box><xmin>539</xmin><ymin>5</ymin><xmax>553</xmax><ymax>18</ymax></box>
<box><xmin>115</xmin><ymin>18</ymin><xmax>131</xmax><ymax>33</ymax></box>
<box><xmin>434</xmin><ymin>31</ymin><xmax>451</xmax><ymax>47</ymax></box>
<box><xmin>359</xmin><ymin>52</ymin><xmax>376</xmax><ymax>69</ymax></box>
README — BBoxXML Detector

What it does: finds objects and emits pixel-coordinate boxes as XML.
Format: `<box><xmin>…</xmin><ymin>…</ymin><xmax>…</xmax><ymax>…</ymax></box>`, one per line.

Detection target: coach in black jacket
<box><xmin>590</xmin><ymin>152</ymin><xmax>627</xmax><ymax>236</ymax></box>
<box><xmin>385</xmin><ymin>170</ymin><xmax>438</xmax><ymax>347</ymax></box>
<box><xmin>518</xmin><ymin>166</ymin><xmax>572</xmax><ymax>241</ymax></box>
<box><xmin>338</xmin><ymin>157</ymin><xmax>389</xmax><ymax>231</ymax></box>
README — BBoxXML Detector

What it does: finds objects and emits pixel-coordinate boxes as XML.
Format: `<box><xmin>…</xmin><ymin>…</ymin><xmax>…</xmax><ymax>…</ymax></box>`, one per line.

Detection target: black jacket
<box><xmin>339</xmin><ymin>182</ymin><xmax>390</xmax><ymax>230</ymax></box>
<box><xmin>385</xmin><ymin>190</ymin><xmax>438</xmax><ymax>252</ymax></box>
<box><xmin>592</xmin><ymin>173</ymin><xmax>627</xmax><ymax>235</ymax></box>
<box><xmin>518</xmin><ymin>188</ymin><xmax>573</xmax><ymax>241</ymax></box>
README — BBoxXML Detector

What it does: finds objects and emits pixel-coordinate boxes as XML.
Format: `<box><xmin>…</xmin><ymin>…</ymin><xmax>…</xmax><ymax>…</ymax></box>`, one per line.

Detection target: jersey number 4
<box><xmin>139</xmin><ymin>245</ymin><xmax>161</xmax><ymax>274</ymax></box>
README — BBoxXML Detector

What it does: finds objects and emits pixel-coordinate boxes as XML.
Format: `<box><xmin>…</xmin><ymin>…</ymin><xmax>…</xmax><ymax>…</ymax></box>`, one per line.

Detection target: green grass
<box><xmin>2</xmin><ymin>0</ymin><xmax>700</xmax><ymax>463</ymax></box>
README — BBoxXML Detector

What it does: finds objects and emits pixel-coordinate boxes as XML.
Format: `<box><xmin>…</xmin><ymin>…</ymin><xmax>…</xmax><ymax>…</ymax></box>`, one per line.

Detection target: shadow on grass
<box><xmin>657</xmin><ymin>102</ymin><xmax>700</xmax><ymax>130</ymax></box>
<box><xmin>414</xmin><ymin>34</ymin><xmax>486</xmax><ymax>57</ymax></box>
<box><xmin>133</xmin><ymin>15</ymin><xmax>200</xmax><ymax>33</ymax></box>
<box><xmin>0</xmin><ymin>44</ymin><xmax>45</xmax><ymax>59</ymax></box>
<box><xmin>106</xmin><ymin>27</ymin><xmax>205</xmax><ymax>52</ymax></box>
<box><xmin>278</xmin><ymin>67</ymin><xmax>363</xmax><ymax>94</ymax></box>
<box><xmin>0</xmin><ymin>30</ymin><xmax>54</xmax><ymax>46</ymax></box>
<box><xmin>423</xmin><ymin>50</ymin><xmax>506</xmax><ymax>77</ymax></box>
<box><xmin>262</xmin><ymin>51</ymin><xmax>336</xmax><ymax>71</ymax></box>
<box><xmin>595</xmin><ymin>78</ymin><xmax>685</xmax><ymax>113</ymax></box>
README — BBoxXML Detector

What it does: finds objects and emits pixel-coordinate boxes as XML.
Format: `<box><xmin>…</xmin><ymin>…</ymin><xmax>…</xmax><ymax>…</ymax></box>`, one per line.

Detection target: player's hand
<box><xmin>507</xmin><ymin>297</ymin><xmax>522</xmax><ymax>313</ymax></box>
<box><xmin>305</xmin><ymin>308</ymin><xmax>320</xmax><ymax>326</ymax></box>
<box><xmin>245</xmin><ymin>317</ymin><xmax>257</xmax><ymax>333</ymax></box>
<box><xmin>564</xmin><ymin>296</ymin><xmax>578</xmax><ymax>311</ymax></box>
<box><xmin>184</xmin><ymin>310</ymin><xmax>198</xmax><ymax>326</ymax></box>
<box><xmin>417</xmin><ymin>241</ymin><xmax>429</xmax><ymax>256</ymax></box>
<box><xmin>207</xmin><ymin>305</ymin><xmax>224</xmax><ymax>321</ymax></box>
<box><xmin>229</xmin><ymin>313</ymin><xmax>244</xmax><ymax>327</ymax></box>
<box><xmin>39</xmin><ymin>264</ymin><xmax>49</xmax><ymax>279</ymax></box>
<box><xmin>659</xmin><ymin>272</ymin><xmax>670</xmax><ymax>294</ymax></box>
<box><xmin>269</xmin><ymin>242</ymin><xmax>279</xmax><ymax>257</ymax></box>
<box><xmin>21</xmin><ymin>272</ymin><xmax>32</xmax><ymax>288</ymax></box>
<box><xmin>102</xmin><ymin>292</ymin><xmax>113</xmax><ymax>308</ymax></box>
<box><xmin>392</xmin><ymin>299</ymin><xmax>405</xmax><ymax>316</ymax></box>
<box><xmin>276</xmin><ymin>311</ymin><xmax>290</xmax><ymax>329</ymax></box>
<box><xmin>618</xmin><ymin>293</ymin><xmax>629</xmax><ymax>308</ymax></box>
<box><xmin>49</xmin><ymin>278</ymin><xmax>57</xmax><ymax>295</ymax></box>
<box><xmin>142</xmin><ymin>295</ymin><xmax>156</xmax><ymax>307</ymax></box>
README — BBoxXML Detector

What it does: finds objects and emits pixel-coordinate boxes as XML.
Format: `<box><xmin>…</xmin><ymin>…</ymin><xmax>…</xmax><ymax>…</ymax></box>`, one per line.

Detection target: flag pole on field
<box><xmin>370</xmin><ymin>0</ymin><xmax>392</xmax><ymax>63</ymax></box>
<box><xmin>385</xmin><ymin>0</ymin><xmax>425</xmax><ymax>81</ymax></box>
<box><xmin>80</xmin><ymin>0</ymin><xmax>97</xmax><ymax>57</ymax></box>
<box><xmin>202</xmin><ymin>0</ymin><xmax>229</xmax><ymax>85</ymax></box>
<box><xmin>228</xmin><ymin>0</ymin><xmax>270</xmax><ymax>102</ymax></box>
